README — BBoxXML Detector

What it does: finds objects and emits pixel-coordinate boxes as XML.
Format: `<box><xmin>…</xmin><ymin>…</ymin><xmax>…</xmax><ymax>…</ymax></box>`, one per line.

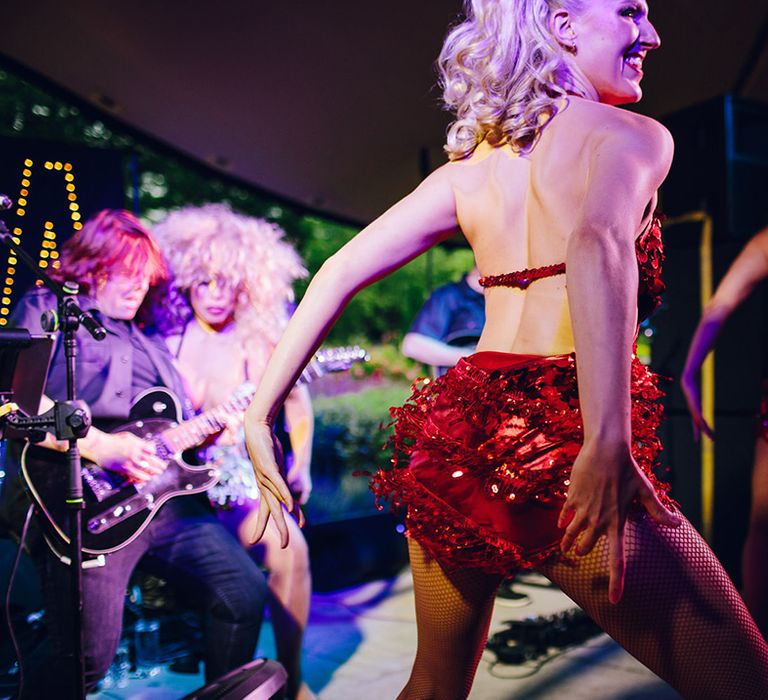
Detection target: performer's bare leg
<box><xmin>399</xmin><ymin>514</ymin><xmax>768</xmax><ymax>700</ymax></box>
<box><xmin>397</xmin><ymin>539</ymin><xmax>503</xmax><ymax>700</ymax></box>
<box><xmin>541</xmin><ymin>512</ymin><xmax>768</xmax><ymax>700</ymax></box>
<box><xmin>238</xmin><ymin>509</ymin><xmax>315</xmax><ymax>700</ymax></box>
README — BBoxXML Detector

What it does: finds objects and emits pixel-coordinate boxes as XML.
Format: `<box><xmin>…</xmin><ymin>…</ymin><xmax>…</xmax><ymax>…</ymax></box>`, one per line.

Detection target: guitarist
<box><xmin>0</xmin><ymin>210</ymin><xmax>268</xmax><ymax>697</ymax></box>
<box><xmin>151</xmin><ymin>203</ymin><xmax>316</xmax><ymax>700</ymax></box>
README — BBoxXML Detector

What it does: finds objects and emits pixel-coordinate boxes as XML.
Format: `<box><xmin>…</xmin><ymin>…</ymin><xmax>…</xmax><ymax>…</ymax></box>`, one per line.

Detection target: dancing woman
<box><xmin>152</xmin><ymin>204</ymin><xmax>315</xmax><ymax>700</ymax></box>
<box><xmin>245</xmin><ymin>1</ymin><xmax>768</xmax><ymax>698</ymax></box>
<box><xmin>682</xmin><ymin>224</ymin><xmax>768</xmax><ymax>637</ymax></box>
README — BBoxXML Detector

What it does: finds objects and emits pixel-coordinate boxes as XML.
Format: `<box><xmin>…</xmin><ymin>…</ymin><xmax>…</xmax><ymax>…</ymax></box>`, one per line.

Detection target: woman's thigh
<box><xmin>541</xmin><ymin>513</ymin><xmax>768</xmax><ymax>699</ymax></box>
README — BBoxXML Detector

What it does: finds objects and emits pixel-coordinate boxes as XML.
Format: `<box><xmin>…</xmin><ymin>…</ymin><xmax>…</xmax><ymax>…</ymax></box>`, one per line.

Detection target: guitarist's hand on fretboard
<box><xmin>93</xmin><ymin>431</ymin><xmax>164</xmax><ymax>484</ymax></box>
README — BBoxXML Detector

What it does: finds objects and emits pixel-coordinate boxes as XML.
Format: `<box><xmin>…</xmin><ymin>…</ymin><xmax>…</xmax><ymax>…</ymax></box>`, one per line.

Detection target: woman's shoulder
<box><xmin>567</xmin><ymin>102</ymin><xmax>673</xmax><ymax>176</ymax></box>
<box><xmin>437</xmin><ymin>140</ymin><xmax>522</xmax><ymax>188</ymax></box>
<box><xmin>582</xmin><ymin>103</ymin><xmax>671</xmax><ymax>152</ymax></box>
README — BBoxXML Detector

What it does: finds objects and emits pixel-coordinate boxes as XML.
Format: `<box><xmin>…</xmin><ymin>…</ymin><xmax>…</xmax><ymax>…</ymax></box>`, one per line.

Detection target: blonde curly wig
<box><xmin>439</xmin><ymin>0</ymin><xmax>584</xmax><ymax>160</ymax></box>
<box><xmin>151</xmin><ymin>203</ymin><xmax>306</xmax><ymax>360</ymax></box>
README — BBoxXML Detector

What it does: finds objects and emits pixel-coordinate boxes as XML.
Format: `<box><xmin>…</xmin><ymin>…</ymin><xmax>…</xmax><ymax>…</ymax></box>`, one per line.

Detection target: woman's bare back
<box><xmin>446</xmin><ymin>98</ymin><xmax>660</xmax><ymax>356</ymax></box>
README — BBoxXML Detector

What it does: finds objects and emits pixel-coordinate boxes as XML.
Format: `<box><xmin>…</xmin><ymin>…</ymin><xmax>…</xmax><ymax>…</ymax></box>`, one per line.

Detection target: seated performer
<box><xmin>151</xmin><ymin>203</ymin><xmax>316</xmax><ymax>700</ymax></box>
<box><xmin>401</xmin><ymin>265</ymin><xmax>485</xmax><ymax>377</ymax></box>
<box><xmin>243</xmin><ymin>1</ymin><xmax>768</xmax><ymax>698</ymax></box>
<box><xmin>1</xmin><ymin>209</ymin><xmax>267</xmax><ymax>697</ymax></box>
<box><xmin>682</xmin><ymin>223</ymin><xmax>768</xmax><ymax>637</ymax></box>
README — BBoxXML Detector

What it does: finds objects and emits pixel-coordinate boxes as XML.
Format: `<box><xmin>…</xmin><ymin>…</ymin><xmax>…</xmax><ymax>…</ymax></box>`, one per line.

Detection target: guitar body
<box><xmin>21</xmin><ymin>388</ymin><xmax>219</xmax><ymax>556</ymax></box>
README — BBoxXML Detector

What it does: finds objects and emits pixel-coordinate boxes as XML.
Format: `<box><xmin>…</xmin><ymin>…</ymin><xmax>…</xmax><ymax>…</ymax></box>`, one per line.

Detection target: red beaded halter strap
<box><xmin>478</xmin><ymin>262</ymin><xmax>565</xmax><ymax>289</ymax></box>
<box><xmin>478</xmin><ymin>215</ymin><xmax>662</xmax><ymax>290</ymax></box>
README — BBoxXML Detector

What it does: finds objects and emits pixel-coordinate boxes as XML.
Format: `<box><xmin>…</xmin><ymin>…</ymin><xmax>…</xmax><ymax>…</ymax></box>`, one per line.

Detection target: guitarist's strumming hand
<box><xmin>91</xmin><ymin>432</ymin><xmax>165</xmax><ymax>484</ymax></box>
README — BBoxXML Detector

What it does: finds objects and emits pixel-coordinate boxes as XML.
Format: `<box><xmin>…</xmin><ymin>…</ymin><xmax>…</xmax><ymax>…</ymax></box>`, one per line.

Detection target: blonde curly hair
<box><xmin>151</xmin><ymin>203</ymin><xmax>306</xmax><ymax>361</ymax></box>
<box><xmin>439</xmin><ymin>0</ymin><xmax>584</xmax><ymax>160</ymax></box>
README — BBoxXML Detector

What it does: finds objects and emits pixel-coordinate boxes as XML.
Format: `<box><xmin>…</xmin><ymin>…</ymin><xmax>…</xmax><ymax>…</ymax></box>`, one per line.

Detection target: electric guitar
<box><xmin>21</xmin><ymin>345</ymin><xmax>368</xmax><ymax>555</ymax></box>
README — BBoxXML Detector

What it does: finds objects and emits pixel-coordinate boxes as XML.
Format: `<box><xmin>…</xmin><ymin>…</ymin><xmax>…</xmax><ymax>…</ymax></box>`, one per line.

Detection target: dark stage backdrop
<box><xmin>656</xmin><ymin>96</ymin><xmax>768</xmax><ymax>583</ymax></box>
<box><xmin>0</xmin><ymin>137</ymin><xmax>125</xmax><ymax>323</ymax></box>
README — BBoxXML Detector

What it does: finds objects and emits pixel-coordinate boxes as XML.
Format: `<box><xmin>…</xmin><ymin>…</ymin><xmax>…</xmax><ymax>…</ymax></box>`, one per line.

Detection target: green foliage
<box><xmin>306</xmin><ymin>380</ymin><xmax>412</xmax><ymax>523</ymax></box>
<box><xmin>296</xmin><ymin>218</ymin><xmax>476</xmax><ymax>344</ymax></box>
<box><xmin>0</xmin><ymin>70</ymin><xmax>134</xmax><ymax>149</ymax></box>
<box><xmin>348</xmin><ymin>343</ymin><xmax>425</xmax><ymax>383</ymax></box>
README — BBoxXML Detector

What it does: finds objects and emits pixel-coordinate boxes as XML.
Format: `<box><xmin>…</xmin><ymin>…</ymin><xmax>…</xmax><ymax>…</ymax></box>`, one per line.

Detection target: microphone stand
<box><xmin>0</xmin><ymin>204</ymin><xmax>105</xmax><ymax>700</ymax></box>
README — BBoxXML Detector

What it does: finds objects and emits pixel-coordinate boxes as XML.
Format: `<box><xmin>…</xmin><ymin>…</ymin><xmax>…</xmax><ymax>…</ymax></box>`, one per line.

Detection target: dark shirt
<box><xmin>1</xmin><ymin>287</ymin><xmax>194</xmax><ymax>535</ymax></box>
<box><xmin>9</xmin><ymin>287</ymin><xmax>191</xmax><ymax>425</ymax></box>
<box><xmin>409</xmin><ymin>277</ymin><xmax>485</xmax><ymax>347</ymax></box>
<box><xmin>120</xmin><ymin>318</ymin><xmax>162</xmax><ymax>401</ymax></box>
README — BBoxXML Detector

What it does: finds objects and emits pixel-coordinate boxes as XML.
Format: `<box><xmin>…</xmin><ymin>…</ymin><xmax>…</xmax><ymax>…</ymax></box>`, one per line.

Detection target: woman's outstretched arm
<box><xmin>244</xmin><ymin>166</ymin><xmax>459</xmax><ymax>546</ymax></box>
<box><xmin>559</xmin><ymin>116</ymin><xmax>681</xmax><ymax>604</ymax></box>
<box><xmin>681</xmin><ymin>227</ymin><xmax>768</xmax><ymax>439</ymax></box>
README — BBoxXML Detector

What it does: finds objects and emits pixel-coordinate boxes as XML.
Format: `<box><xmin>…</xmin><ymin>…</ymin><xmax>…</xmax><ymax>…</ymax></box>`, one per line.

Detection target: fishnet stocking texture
<box><xmin>397</xmin><ymin>540</ymin><xmax>502</xmax><ymax>700</ymax></box>
<box><xmin>542</xmin><ymin>513</ymin><xmax>768</xmax><ymax>700</ymax></box>
<box><xmin>399</xmin><ymin>514</ymin><xmax>768</xmax><ymax>700</ymax></box>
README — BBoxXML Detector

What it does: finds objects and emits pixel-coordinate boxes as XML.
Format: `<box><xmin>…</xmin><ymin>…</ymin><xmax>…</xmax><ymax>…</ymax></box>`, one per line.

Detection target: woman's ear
<box><xmin>551</xmin><ymin>8</ymin><xmax>577</xmax><ymax>52</ymax></box>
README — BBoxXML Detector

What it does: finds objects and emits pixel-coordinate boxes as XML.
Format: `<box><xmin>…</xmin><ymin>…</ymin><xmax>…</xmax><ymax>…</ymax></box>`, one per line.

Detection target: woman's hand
<box><xmin>680</xmin><ymin>229</ymin><xmax>768</xmax><ymax>441</ymax></box>
<box><xmin>558</xmin><ymin>441</ymin><xmax>681</xmax><ymax>604</ymax></box>
<box><xmin>681</xmin><ymin>369</ymin><xmax>714</xmax><ymax>441</ymax></box>
<box><xmin>244</xmin><ymin>417</ymin><xmax>300</xmax><ymax>548</ymax></box>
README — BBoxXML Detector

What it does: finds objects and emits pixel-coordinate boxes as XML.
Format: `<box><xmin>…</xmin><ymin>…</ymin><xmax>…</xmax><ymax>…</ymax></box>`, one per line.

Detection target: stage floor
<box><xmin>90</xmin><ymin>569</ymin><xmax>681</xmax><ymax>699</ymax></box>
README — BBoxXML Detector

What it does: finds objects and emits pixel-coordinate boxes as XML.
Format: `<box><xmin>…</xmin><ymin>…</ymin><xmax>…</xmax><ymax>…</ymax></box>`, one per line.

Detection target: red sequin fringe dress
<box><xmin>370</xmin><ymin>218</ymin><xmax>675</xmax><ymax>575</ymax></box>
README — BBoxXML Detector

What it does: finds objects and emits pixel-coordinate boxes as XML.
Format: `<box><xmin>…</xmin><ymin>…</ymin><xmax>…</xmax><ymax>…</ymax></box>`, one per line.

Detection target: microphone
<box><xmin>62</xmin><ymin>282</ymin><xmax>107</xmax><ymax>341</ymax></box>
<box><xmin>70</xmin><ymin>304</ymin><xmax>107</xmax><ymax>341</ymax></box>
<box><xmin>0</xmin><ymin>194</ymin><xmax>13</xmax><ymax>211</ymax></box>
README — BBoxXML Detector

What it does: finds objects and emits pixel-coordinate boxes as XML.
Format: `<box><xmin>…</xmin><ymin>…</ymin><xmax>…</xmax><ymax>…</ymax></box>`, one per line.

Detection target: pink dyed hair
<box><xmin>52</xmin><ymin>209</ymin><xmax>168</xmax><ymax>295</ymax></box>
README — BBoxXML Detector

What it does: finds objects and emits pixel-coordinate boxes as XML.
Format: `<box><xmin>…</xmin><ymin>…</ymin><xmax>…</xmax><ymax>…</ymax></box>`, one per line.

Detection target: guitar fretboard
<box><xmin>162</xmin><ymin>386</ymin><xmax>255</xmax><ymax>454</ymax></box>
<box><xmin>157</xmin><ymin>345</ymin><xmax>367</xmax><ymax>455</ymax></box>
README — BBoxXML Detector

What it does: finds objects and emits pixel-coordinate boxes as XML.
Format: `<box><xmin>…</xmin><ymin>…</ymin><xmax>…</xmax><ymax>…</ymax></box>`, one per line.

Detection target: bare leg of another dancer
<box><xmin>238</xmin><ymin>511</ymin><xmax>316</xmax><ymax>700</ymax></box>
<box><xmin>742</xmin><ymin>437</ymin><xmax>768</xmax><ymax>639</ymax></box>
<box><xmin>399</xmin><ymin>513</ymin><xmax>768</xmax><ymax>700</ymax></box>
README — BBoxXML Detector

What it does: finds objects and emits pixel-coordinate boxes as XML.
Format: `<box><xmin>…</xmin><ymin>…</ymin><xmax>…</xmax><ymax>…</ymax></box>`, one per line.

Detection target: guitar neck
<box><xmin>157</xmin><ymin>346</ymin><xmax>365</xmax><ymax>454</ymax></box>
<box><xmin>298</xmin><ymin>363</ymin><xmax>324</xmax><ymax>386</ymax></box>
<box><xmin>161</xmin><ymin>388</ymin><xmax>255</xmax><ymax>453</ymax></box>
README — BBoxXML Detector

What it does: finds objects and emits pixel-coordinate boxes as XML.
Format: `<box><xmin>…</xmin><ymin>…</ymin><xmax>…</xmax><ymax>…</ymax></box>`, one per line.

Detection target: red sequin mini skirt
<box><xmin>370</xmin><ymin>351</ymin><xmax>673</xmax><ymax>575</ymax></box>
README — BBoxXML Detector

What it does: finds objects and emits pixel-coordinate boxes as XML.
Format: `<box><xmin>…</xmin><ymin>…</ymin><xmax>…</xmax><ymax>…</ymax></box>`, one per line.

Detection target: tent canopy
<box><xmin>1</xmin><ymin>1</ymin><xmax>767</xmax><ymax>223</ymax></box>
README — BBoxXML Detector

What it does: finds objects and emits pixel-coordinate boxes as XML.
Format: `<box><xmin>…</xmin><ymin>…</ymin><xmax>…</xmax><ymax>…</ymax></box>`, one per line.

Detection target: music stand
<box><xmin>0</xmin><ymin>329</ymin><xmax>52</xmax><ymax>440</ymax></box>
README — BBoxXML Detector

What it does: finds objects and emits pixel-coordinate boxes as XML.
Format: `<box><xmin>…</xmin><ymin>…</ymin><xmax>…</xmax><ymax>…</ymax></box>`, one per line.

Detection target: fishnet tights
<box><xmin>543</xmin><ymin>513</ymin><xmax>768</xmax><ymax>699</ymax></box>
<box><xmin>397</xmin><ymin>540</ymin><xmax>503</xmax><ymax>700</ymax></box>
<box><xmin>399</xmin><ymin>514</ymin><xmax>768</xmax><ymax>700</ymax></box>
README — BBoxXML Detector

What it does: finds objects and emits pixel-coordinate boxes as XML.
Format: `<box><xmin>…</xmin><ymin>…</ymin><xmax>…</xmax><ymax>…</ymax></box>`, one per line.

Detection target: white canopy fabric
<box><xmin>1</xmin><ymin>0</ymin><xmax>766</xmax><ymax>223</ymax></box>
